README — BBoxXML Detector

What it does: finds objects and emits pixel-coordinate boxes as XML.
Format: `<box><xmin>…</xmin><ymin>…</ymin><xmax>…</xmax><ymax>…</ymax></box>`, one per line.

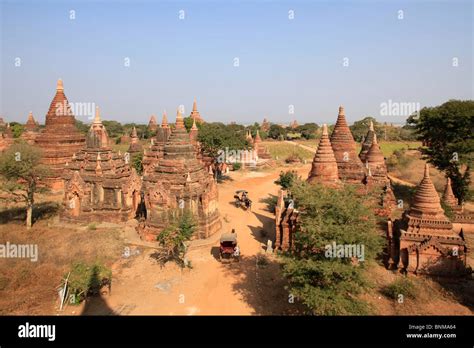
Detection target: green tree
<box><xmin>197</xmin><ymin>122</ymin><xmax>249</xmax><ymax>162</ymax></box>
<box><xmin>350</xmin><ymin>117</ymin><xmax>380</xmax><ymax>142</ymax></box>
<box><xmin>156</xmin><ymin>210</ymin><xmax>197</xmax><ymax>267</ymax></box>
<box><xmin>295</xmin><ymin>123</ymin><xmax>319</xmax><ymax>140</ymax></box>
<box><xmin>268</xmin><ymin>124</ymin><xmax>287</xmax><ymax>140</ymax></box>
<box><xmin>281</xmin><ymin>180</ymin><xmax>384</xmax><ymax>315</ymax></box>
<box><xmin>102</xmin><ymin>120</ymin><xmax>124</xmax><ymax>138</ymax></box>
<box><xmin>407</xmin><ymin>100</ymin><xmax>474</xmax><ymax>202</ymax></box>
<box><xmin>274</xmin><ymin>170</ymin><xmax>298</xmax><ymax>189</ymax></box>
<box><xmin>75</xmin><ymin>119</ymin><xmax>89</xmax><ymax>135</ymax></box>
<box><xmin>9</xmin><ymin>122</ymin><xmax>24</xmax><ymax>138</ymax></box>
<box><xmin>132</xmin><ymin>152</ymin><xmax>143</xmax><ymax>175</ymax></box>
<box><xmin>0</xmin><ymin>143</ymin><xmax>50</xmax><ymax>229</ymax></box>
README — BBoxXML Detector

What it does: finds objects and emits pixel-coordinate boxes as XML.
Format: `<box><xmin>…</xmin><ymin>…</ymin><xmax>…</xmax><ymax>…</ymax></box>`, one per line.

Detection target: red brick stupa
<box><xmin>142</xmin><ymin>112</ymin><xmax>172</xmax><ymax>175</ymax></box>
<box><xmin>364</xmin><ymin>134</ymin><xmax>388</xmax><ymax>186</ymax></box>
<box><xmin>62</xmin><ymin>106</ymin><xmax>141</xmax><ymax>222</ymax></box>
<box><xmin>0</xmin><ymin>124</ymin><xmax>14</xmax><ymax>152</ymax></box>
<box><xmin>359</xmin><ymin>120</ymin><xmax>375</xmax><ymax>162</ymax></box>
<box><xmin>261</xmin><ymin>118</ymin><xmax>270</xmax><ymax>132</ymax></box>
<box><xmin>20</xmin><ymin>112</ymin><xmax>40</xmax><ymax>145</ymax></box>
<box><xmin>330</xmin><ymin>106</ymin><xmax>365</xmax><ymax>183</ymax></box>
<box><xmin>127</xmin><ymin>126</ymin><xmax>143</xmax><ymax>154</ymax></box>
<box><xmin>35</xmin><ymin>79</ymin><xmax>86</xmax><ymax>190</ymax></box>
<box><xmin>388</xmin><ymin>164</ymin><xmax>467</xmax><ymax>275</ymax></box>
<box><xmin>148</xmin><ymin>114</ymin><xmax>158</xmax><ymax>132</ymax></box>
<box><xmin>139</xmin><ymin>108</ymin><xmax>221</xmax><ymax>241</ymax></box>
<box><xmin>189</xmin><ymin>98</ymin><xmax>204</xmax><ymax>123</ymax></box>
<box><xmin>307</xmin><ymin>124</ymin><xmax>340</xmax><ymax>186</ymax></box>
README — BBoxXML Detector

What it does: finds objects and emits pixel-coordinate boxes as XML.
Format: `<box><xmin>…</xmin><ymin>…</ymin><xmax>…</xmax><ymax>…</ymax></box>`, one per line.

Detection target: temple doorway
<box><xmin>70</xmin><ymin>193</ymin><xmax>81</xmax><ymax>217</ymax></box>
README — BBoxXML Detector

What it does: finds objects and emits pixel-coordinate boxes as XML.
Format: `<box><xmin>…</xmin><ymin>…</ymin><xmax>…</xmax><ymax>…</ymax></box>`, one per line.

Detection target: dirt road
<box><xmin>81</xmin><ymin>164</ymin><xmax>310</xmax><ymax>315</ymax></box>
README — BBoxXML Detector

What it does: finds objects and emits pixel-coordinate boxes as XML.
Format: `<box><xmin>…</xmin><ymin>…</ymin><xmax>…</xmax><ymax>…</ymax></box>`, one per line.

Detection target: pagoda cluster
<box><xmin>275</xmin><ymin>106</ymin><xmax>470</xmax><ymax>275</ymax></box>
<box><xmin>1</xmin><ymin>79</ymin><xmax>221</xmax><ymax>240</ymax></box>
<box><xmin>307</xmin><ymin>106</ymin><xmax>389</xmax><ymax>188</ymax></box>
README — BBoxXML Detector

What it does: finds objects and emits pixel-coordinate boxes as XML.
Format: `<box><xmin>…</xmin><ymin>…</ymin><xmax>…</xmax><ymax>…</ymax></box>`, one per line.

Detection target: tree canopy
<box><xmin>197</xmin><ymin>122</ymin><xmax>250</xmax><ymax>160</ymax></box>
<box><xmin>281</xmin><ymin>179</ymin><xmax>384</xmax><ymax>315</ymax></box>
<box><xmin>407</xmin><ymin>100</ymin><xmax>474</xmax><ymax>202</ymax></box>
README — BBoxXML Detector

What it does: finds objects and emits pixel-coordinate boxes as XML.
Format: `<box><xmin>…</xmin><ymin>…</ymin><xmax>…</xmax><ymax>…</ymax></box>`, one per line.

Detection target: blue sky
<box><xmin>0</xmin><ymin>0</ymin><xmax>472</xmax><ymax>125</ymax></box>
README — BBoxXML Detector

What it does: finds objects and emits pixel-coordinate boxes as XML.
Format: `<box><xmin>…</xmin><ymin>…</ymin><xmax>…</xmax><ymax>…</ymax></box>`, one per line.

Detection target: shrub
<box><xmin>67</xmin><ymin>261</ymin><xmax>112</xmax><ymax>304</ymax></box>
<box><xmin>155</xmin><ymin>210</ymin><xmax>196</xmax><ymax>268</ymax></box>
<box><xmin>232</xmin><ymin>162</ymin><xmax>242</xmax><ymax>171</ymax></box>
<box><xmin>382</xmin><ymin>277</ymin><xmax>416</xmax><ymax>300</ymax></box>
<box><xmin>281</xmin><ymin>179</ymin><xmax>384</xmax><ymax>315</ymax></box>
<box><xmin>275</xmin><ymin>170</ymin><xmax>298</xmax><ymax>189</ymax></box>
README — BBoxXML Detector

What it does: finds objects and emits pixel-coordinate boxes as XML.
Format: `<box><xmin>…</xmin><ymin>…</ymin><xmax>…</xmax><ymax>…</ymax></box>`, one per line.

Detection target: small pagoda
<box><xmin>364</xmin><ymin>134</ymin><xmax>388</xmax><ymax>186</ymax></box>
<box><xmin>388</xmin><ymin>164</ymin><xmax>467</xmax><ymax>275</ymax></box>
<box><xmin>142</xmin><ymin>112</ymin><xmax>172</xmax><ymax>175</ymax></box>
<box><xmin>34</xmin><ymin>79</ymin><xmax>86</xmax><ymax>190</ymax></box>
<box><xmin>0</xmin><ymin>123</ymin><xmax>14</xmax><ymax>152</ymax></box>
<box><xmin>189</xmin><ymin>98</ymin><xmax>204</xmax><ymax>123</ymax></box>
<box><xmin>330</xmin><ymin>106</ymin><xmax>365</xmax><ymax>183</ymax></box>
<box><xmin>148</xmin><ymin>114</ymin><xmax>158</xmax><ymax>132</ymax></box>
<box><xmin>62</xmin><ymin>106</ymin><xmax>141</xmax><ymax>222</ymax></box>
<box><xmin>139</xmin><ymin>108</ymin><xmax>221</xmax><ymax>241</ymax></box>
<box><xmin>127</xmin><ymin>126</ymin><xmax>143</xmax><ymax>155</ymax></box>
<box><xmin>442</xmin><ymin>177</ymin><xmax>474</xmax><ymax>234</ymax></box>
<box><xmin>307</xmin><ymin>124</ymin><xmax>340</xmax><ymax>186</ymax></box>
<box><xmin>261</xmin><ymin>118</ymin><xmax>270</xmax><ymax>132</ymax></box>
<box><xmin>20</xmin><ymin>112</ymin><xmax>40</xmax><ymax>145</ymax></box>
<box><xmin>359</xmin><ymin>120</ymin><xmax>375</xmax><ymax>162</ymax></box>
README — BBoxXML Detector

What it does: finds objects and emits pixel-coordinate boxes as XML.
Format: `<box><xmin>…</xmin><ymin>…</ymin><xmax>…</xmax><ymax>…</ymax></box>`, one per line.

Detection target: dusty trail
<box><xmin>81</xmin><ymin>165</ymin><xmax>310</xmax><ymax>315</ymax></box>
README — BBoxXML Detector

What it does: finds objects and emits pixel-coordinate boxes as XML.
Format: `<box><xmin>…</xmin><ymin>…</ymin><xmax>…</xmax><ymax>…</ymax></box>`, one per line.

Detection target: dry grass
<box><xmin>0</xmin><ymin>218</ymin><xmax>124</xmax><ymax>314</ymax></box>
<box><xmin>262</xmin><ymin>141</ymin><xmax>314</xmax><ymax>161</ymax></box>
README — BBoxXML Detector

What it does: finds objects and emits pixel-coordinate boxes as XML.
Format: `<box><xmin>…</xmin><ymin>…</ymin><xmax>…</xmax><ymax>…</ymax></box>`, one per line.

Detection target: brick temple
<box><xmin>127</xmin><ymin>126</ymin><xmax>143</xmax><ymax>155</ymax></box>
<box><xmin>364</xmin><ymin>134</ymin><xmax>389</xmax><ymax>187</ymax></box>
<box><xmin>148</xmin><ymin>114</ymin><xmax>158</xmax><ymax>132</ymax></box>
<box><xmin>261</xmin><ymin>118</ymin><xmax>270</xmax><ymax>132</ymax></box>
<box><xmin>307</xmin><ymin>124</ymin><xmax>340</xmax><ymax>186</ymax></box>
<box><xmin>138</xmin><ymin>109</ymin><xmax>221</xmax><ymax>241</ymax></box>
<box><xmin>0</xmin><ymin>123</ymin><xmax>14</xmax><ymax>152</ymax></box>
<box><xmin>34</xmin><ymin>79</ymin><xmax>86</xmax><ymax>190</ymax></box>
<box><xmin>142</xmin><ymin>112</ymin><xmax>172</xmax><ymax>175</ymax></box>
<box><xmin>62</xmin><ymin>106</ymin><xmax>141</xmax><ymax>222</ymax></box>
<box><xmin>330</xmin><ymin>106</ymin><xmax>366</xmax><ymax>183</ymax></box>
<box><xmin>20</xmin><ymin>111</ymin><xmax>40</xmax><ymax>145</ymax></box>
<box><xmin>189</xmin><ymin>99</ymin><xmax>204</xmax><ymax>123</ymax></box>
<box><xmin>442</xmin><ymin>177</ymin><xmax>474</xmax><ymax>234</ymax></box>
<box><xmin>388</xmin><ymin>164</ymin><xmax>467</xmax><ymax>275</ymax></box>
<box><xmin>359</xmin><ymin>120</ymin><xmax>375</xmax><ymax>162</ymax></box>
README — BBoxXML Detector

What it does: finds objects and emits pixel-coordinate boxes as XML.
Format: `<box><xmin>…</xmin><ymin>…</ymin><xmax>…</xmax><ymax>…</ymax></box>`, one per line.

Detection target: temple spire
<box><xmin>162</xmin><ymin>111</ymin><xmax>169</xmax><ymax>128</ymax></box>
<box><xmin>307</xmin><ymin>123</ymin><xmax>340</xmax><ymax>185</ymax></box>
<box><xmin>369</xmin><ymin>120</ymin><xmax>374</xmax><ymax>131</ymax></box>
<box><xmin>175</xmin><ymin>108</ymin><xmax>185</xmax><ymax>129</ymax></box>
<box><xmin>94</xmin><ymin>106</ymin><xmax>102</xmax><ymax>124</ymax></box>
<box><xmin>409</xmin><ymin>163</ymin><xmax>447</xmax><ymax>218</ymax></box>
<box><xmin>443</xmin><ymin>177</ymin><xmax>458</xmax><ymax>208</ymax></box>
<box><xmin>57</xmin><ymin>79</ymin><xmax>64</xmax><ymax>91</ymax></box>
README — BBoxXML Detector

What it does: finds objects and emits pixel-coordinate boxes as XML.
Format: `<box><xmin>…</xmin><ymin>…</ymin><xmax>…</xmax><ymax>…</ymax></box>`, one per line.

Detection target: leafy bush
<box><xmin>155</xmin><ymin>210</ymin><xmax>196</xmax><ymax>268</ymax></box>
<box><xmin>67</xmin><ymin>261</ymin><xmax>112</xmax><ymax>304</ymax></box>
<box><xmin>232</xmin><ymin>162</ymin><xmax>242</xmax><ymax>171</ymax></box>
<box><xmin>281</xmin><ymin>179</ymin><xmax>384</xmax><ymax>315</ymax></box>
<box><xmin>274</xmin><ymin>170</ymin><xmax>298</xmax><ymax>189</ymax></box>
<box><xmin>132</xmin><ymin>152</ymin><xmax>144</xmax><ymax>175</ymax></box>
<box><xmin>382</xmin><ymin>277</ymin><xmax>416</xmax><ymax>300</ymax></box>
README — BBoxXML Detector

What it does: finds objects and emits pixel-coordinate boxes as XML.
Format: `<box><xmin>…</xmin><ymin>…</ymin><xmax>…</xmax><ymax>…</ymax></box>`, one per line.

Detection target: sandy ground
<box><xmin>78</xmin><ymin>164</ymin><xmax>311</xmax><ymax>315</ymax></box>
